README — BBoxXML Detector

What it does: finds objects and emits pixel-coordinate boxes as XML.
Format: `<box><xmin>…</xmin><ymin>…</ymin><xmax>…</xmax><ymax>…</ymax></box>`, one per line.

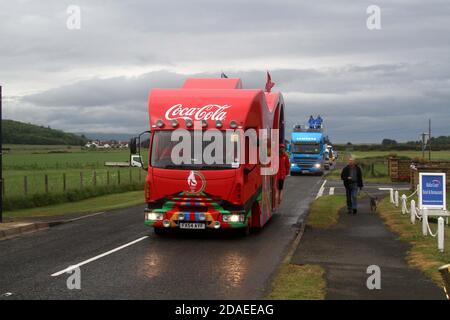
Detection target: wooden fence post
<box><xmin>44</xmin><ymin>174</ymin><xmax>49</xmax><ymax>193</ymax></box>
<box><xmin>63</xmin><ymin>173</ymin><xmax>66</xmax><ymax>192</ymax></box>
<box><xmin>93</xmin><ymin>171</ymin><xmax>97</xmax><ymax>186</ymax></box>
<box><xmin>24</xmin><ymin>176</ymin><xmax>28</xmax><ymax>195</ymax></box>
<box><xmin>107</xmin><ymin>170</ymin><xmax>110</xmax><ymax>185</ymax></box>
<box><xmin>129</xmin><ymin>169</ymin><xmax>132</xmax><ymax>183</ymax></box>
<box><xmin>80</xmin><ymin>172</ymin><xmax>83</xmax><ymax>188</ymax></box>
<box><xmin>118</xmin><ymin>170</ymin><xmax>121</xmax><ymax>185</ymax></box>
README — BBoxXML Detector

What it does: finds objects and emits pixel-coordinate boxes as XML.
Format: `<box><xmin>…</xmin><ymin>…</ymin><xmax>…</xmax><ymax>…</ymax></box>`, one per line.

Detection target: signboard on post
<box><xmin>419</xmin><ymin>172</ymin><xmax>446</xmax><ymax>210</ymax></box>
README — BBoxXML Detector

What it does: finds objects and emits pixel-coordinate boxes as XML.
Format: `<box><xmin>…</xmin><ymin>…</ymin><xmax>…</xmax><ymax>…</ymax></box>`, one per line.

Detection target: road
<box><xmin>0</xmin><ymin>175</ymin><xmax>323</xmax><ymax>299</ymax></box>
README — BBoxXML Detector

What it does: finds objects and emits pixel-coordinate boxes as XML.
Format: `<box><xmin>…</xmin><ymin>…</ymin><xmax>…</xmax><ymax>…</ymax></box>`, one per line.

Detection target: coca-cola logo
<box><xmin>165</xmin><ymin>104</ymin><xmax>230</xmax><ymax>121</ymax></box>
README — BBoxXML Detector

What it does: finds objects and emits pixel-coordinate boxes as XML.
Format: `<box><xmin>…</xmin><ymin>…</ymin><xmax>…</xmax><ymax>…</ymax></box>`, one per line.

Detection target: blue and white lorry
<box><xmin>289</xmin><ymin>125</ymin><xmax>327</xmax><ymax>175</ymax></box>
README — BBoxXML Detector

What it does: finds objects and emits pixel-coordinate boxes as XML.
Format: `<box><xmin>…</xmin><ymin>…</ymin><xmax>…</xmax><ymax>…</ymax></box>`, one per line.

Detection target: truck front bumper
<box><xmin>290</xmin><ymin>164</ymin><xmax>323</xmax><ymax>174</ymax></box>
<box><xmin>144</xmin><ymin>209</ymin><xmax>250</xmax><ymax>230</ymax></box>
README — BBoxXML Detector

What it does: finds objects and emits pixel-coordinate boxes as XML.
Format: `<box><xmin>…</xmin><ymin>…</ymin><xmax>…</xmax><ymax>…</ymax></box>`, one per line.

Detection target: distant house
<box><xmin>84</xmin><ymin>140</ymin><xmax>127</xmax><ymax>149</ymax></box>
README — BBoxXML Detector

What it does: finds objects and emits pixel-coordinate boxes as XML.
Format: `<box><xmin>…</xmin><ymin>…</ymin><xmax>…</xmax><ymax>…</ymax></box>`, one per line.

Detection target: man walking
<box><xmin>341</xmin><ymin>158</ymin><xmax>363</xmax><ymax>214</ymax></box>
<box><xmin>277</xmin><ymin>144</ymin><xmax>291</xmax><ymax>204</ymax></box>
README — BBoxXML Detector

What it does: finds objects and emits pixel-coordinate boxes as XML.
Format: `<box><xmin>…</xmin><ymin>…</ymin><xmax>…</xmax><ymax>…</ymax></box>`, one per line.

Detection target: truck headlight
<box><xmin>314</xmin><ymin>163</ymin><xmax>321</xmax><ymax>168</ymax></box>
<box><xmin>146</xmin><ymin>212</ymin><xmax>163</xmax><ymax>221</ymax></box>
<box><xmin>223</xmin><ymin>214</ymin><xmax>245</xmax><ymax>223</ymax></box>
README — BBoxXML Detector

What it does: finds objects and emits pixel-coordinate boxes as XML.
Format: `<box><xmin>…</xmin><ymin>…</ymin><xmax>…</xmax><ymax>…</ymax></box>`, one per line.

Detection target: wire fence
<box><xmin>2</xmin><ymin>168</ymin><xmax>145</xmax><ymax>199</ymax></box>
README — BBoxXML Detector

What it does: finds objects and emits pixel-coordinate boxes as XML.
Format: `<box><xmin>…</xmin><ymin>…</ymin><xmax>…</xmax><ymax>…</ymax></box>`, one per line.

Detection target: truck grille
<box><xmin>294</xmin><ymin>157</ymin><xmax>317</xmax><ymax>168</ymax></box>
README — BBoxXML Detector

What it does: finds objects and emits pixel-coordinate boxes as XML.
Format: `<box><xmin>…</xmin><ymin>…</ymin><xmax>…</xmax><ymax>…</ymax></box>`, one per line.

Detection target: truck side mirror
<box><xmin>129</xmin><ymin>137</ymin><xmax>137</xmax><ymax>154</ymax></box>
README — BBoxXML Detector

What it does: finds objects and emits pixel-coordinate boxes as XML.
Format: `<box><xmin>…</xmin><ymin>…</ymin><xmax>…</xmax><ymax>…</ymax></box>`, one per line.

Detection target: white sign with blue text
<box><xmin>419</xmin><ymin>172</ymin><xmax>446</xmax><ymax>210</ymax></box>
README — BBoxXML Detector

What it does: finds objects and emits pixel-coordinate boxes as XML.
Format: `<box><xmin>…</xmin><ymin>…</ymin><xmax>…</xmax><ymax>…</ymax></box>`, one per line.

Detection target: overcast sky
<box><xmin>1</xmin><ymin>0</ymin><xmax>449</xmax><ymax>143</ymax></box>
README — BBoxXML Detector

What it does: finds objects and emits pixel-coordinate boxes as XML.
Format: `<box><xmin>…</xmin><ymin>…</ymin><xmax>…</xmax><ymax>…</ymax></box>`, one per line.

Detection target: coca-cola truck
<box><xmin>130</xmin><ymin>77</ymin><xmax>286</xmax><ymax>235</ymax></box>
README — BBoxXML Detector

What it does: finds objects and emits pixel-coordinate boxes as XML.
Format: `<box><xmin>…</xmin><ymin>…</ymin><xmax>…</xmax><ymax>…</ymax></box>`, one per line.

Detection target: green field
<box><xmin>342</xmin><ymin>150</ymin><xmax>450</xmax><ymax>161</ymax></box>
<box><xmin>2</xmin><ymin>145</ymin><xmax>147</xmax><ymax>211</ymax></box>
<box><xmin>330</xmin><ymin>150</ymin><xmax>450</xmax><ymax>184</ymax></box>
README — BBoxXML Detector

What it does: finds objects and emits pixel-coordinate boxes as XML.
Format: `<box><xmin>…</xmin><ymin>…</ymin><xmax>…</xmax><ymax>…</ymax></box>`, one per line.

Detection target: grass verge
<box><xmin>267</xmin><ymin>195</ymin><xmax>346</xmax><ymax>300</ymax></box>
<box><xmin>266</xmin><ymin>264</ymin><xmax>326</xmax><ymax>300</ymax></box>
<box><xmin>378</xmin><ymin>197</ymin><xmax>450</xmax><ymax>287</ymax></box>
<box><xmin>5</xmin><ymin>191</ymin><xmax>144</xmax><ymax>220</ymax></box>
<box><xmin>3</xmin><ymin>183</ymin><xmax>144</xmax><ymax>211</ymax></box>
<box><xmin>306</xmin><ymin>194</ymin><xmax>346</xmax><ymax>229</ymax></box>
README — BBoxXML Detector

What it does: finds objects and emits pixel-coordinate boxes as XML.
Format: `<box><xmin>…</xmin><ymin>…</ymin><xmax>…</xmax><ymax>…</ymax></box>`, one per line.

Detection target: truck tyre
<box><xmin>235</xmin><ymin>224</ymin><xmax>251</xmax><ymax>237</ymax></box>
<box><xmin>154</xmin><ymin>227</ymin><xmax>168</xmax><ymax>236</ymax></box>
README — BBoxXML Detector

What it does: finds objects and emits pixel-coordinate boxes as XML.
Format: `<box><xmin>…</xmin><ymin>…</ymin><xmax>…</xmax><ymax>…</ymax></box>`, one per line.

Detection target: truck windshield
<box><xmin>292</xmin><ymin>143</ymin><xmax>320</xmax><ymax>154</ymax></box>
<box><xmin>150</xmin><ymin>131</ymin><xmax>239</xmax><ymax>170</ymax></box>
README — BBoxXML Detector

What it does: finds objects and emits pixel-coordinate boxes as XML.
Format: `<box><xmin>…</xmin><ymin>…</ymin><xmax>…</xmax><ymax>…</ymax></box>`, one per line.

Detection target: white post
<box><xmin>395</xmin><ymin>190</ymin><xmax>399</xmax><ymax>207</ymax></box>
<box><xmin>422</xmin><ymin>208</ymin><xmax>428</xmax><ymax>236</ymax></box>
<box><xmin>401</xmin><ymin>194</ymin><xmax>407</xmax><ymax>214</ymax></box>
<box><xmin>438</xmin><ymin>217</ymin><xmax>444</xmax><ymax>253</ymax></box>
<box><xmin>410</xmin><ymin>200</ymin><xmax>416</xmax><ymax>224</ymax></box>
<box><xmin>390</xmin><ymin>188</ymin><xmax>394</xmax><ymax>204</ymax></box>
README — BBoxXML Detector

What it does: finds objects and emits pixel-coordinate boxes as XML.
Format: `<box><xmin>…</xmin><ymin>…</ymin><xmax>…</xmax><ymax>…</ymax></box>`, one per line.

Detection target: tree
<box><xmin>381</xmin><ymin>138</ymin><xmax>397</xmax><ymax>146</ymax></box>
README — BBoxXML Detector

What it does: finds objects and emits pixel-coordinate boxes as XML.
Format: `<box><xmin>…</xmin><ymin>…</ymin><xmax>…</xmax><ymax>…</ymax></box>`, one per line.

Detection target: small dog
<box><xmin>369</xmin><ymin>196</ymin><xmax>378</xmax><ymax>212</ymax></box>
<box><xmin>362</xmin><ymin>190</ymin><xmax>378</xmax><ymax>212</ymax></box>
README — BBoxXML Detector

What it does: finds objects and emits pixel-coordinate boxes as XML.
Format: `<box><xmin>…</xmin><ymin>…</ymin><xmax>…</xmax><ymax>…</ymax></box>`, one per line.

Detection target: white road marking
<box><xmin>329</xmin><ymin>187</ymin><xmax>335</xmax><ymax>195</ymax></box>
<box><xmin>51</xmin><ymin>236</ymin><xmax>149</xmax><ymax>277</ymax></box>
<box><xmin>69</xmin><ymin>211</ymin><xmax>105</xmax><ymax>221</ymax></box>
<box><xmin>315</xmin><ymin>180</ymin><xmax>327</xmax><ymax>199</ymax></box>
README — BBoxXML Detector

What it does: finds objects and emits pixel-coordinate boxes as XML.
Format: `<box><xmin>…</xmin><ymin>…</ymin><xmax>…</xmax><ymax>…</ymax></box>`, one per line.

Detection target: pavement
<box><xmin>0</xmin><ymin>175</ymin><xmax>323</xmax><ymax>299</ymax></box>
<box><xmin>291</xmin><ymin>185</ymin><xmax>446</xmax><ymax>300</ymax></box>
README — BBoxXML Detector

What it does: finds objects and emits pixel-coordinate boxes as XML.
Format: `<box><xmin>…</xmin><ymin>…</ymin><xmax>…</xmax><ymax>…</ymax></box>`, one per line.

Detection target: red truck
<box><xmin>130</xmin><ymin>77</ymin><xmax>287</xmax><ymax>235</ymax></box>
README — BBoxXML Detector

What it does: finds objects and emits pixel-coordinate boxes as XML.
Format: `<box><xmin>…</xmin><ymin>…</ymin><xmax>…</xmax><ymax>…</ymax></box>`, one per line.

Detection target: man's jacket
<box><xmin>341</xmin><ymin>165</ymin><xmax>363</xmax><ymax>188</ymax></box>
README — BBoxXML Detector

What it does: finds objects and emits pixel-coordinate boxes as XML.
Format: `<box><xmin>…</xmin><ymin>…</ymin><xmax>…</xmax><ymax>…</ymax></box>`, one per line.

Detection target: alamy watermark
<box><xmin>366</xmin><ymin>5</ymin><xmax>381</xmax><ymax>30</ymax></box>
<box><xmin>66</xmin><ymin>5</ymin><xmax>81</xmax><ymax>30</ymax></box>
<box><xmin>66</xmin><ymin>266</ymin><xmax>81</xmax><ymax>290</ymax></box>
<box><xmin>366</xmin><ymin>265</ymin><xmax>381</xmax><ymax>290</ymax></box>
<box><xmin>156</xmin><ymin>121</ymin><xmax>281</xmax><ymax>175</ymax></box>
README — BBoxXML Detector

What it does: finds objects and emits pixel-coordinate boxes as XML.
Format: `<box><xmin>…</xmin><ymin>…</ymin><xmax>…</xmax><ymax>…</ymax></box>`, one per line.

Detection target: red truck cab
<box><xmin>134</xmin><ymin>77</ymin><xmax>286</xmax><ymax>235</ymax></box>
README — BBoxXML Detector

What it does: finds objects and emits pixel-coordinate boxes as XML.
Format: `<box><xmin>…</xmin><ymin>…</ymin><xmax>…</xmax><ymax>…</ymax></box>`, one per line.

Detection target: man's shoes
<box><xmin>353</xmin><ymin>209</ymin><xmax>357</xmax><ymax>214</ymax></box>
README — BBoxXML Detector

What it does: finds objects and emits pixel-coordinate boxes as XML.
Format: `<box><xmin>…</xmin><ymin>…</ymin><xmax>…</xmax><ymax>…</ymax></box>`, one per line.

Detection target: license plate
<box><xmin>179</xmin><ymin>222</ymin><xmax>206</xmax><ymax>230</ymax></box>
<box><xmin>302</xmin><ymin>170</ymin><xmax>309</xmax><ymax>174</ymax></box>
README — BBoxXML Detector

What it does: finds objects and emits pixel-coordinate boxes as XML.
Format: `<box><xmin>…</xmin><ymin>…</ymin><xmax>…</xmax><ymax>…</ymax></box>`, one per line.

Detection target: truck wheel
<box><xmin>154</xmin><ymin>227</ymin><xmax>168</xmax><ymax>236</ymax></box>
<box><xmin>235</xmin><ymin>223</ymin><xmax>251</xmax><ymax>237</ymax></box>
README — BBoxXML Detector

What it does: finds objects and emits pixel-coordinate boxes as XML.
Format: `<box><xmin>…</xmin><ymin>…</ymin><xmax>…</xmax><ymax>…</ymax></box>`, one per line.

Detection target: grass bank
<box><xmin>378</xmin><ymin>196</ymin><xmax>450</xmax><ymax>287</ymax></box>
<box><xmin>267</xmin><ymin>264</ymin><xmax>325</xmax><ymax>300</ymax></box>
<box><xmin>306</xmin><ymin>194</ymin><xmax>346</xmax><ymax>228</ymax></box>
<box><xmin>267</xmin><ymin>195</ymin><xmax>346</xmax><ymax>300</ymax></box>
<box><xmin>4</xmin><ymin>183</ymin><xmax>144</xmax><ymax>211</ymax></box>
<box><xmin>5</xmin><ymin>190</ymin><xmax>144</xmax><ymax>220</ymax></box>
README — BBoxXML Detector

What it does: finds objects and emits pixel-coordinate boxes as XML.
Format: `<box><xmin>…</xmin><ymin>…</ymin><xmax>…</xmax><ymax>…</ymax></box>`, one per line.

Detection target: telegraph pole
<box><xmin>421</xmin><ymin>133</ymin><xmax>426</xmax><ymax>159</ymax></box>
<box><xmin>0</xmin><ymin>85</ymin><xmax>3</xmax><ymax>223</ymax></box>
<box><xmin>428</xmin><ymin>118</ymin><xmax>431</xmax><ymax>161</ymax></box>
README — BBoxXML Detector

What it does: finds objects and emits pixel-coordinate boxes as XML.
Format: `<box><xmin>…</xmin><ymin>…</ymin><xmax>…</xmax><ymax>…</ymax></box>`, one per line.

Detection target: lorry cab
<box><xmin>289</xmin><ymin>126</ymin><xmax>326</xmax><ymax>175</ymax></box>
<box><xmin>132</xmin><ymin>77</ymin><xmax>286</xmax><ymax>235</ymax></box>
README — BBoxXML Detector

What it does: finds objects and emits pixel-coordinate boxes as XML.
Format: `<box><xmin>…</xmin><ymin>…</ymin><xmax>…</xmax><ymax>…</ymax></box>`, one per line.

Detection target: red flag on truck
<box><xmin>265</xmin><ymin>71</ymin><xmax>275</xmax><ymax>92</ymax></box>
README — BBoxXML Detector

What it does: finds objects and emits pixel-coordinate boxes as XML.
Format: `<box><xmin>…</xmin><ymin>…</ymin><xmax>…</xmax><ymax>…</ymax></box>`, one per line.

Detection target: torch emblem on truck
<box><xmin>187</xmin><ymin>170</ymin><xmax>205</xmax><ymax>194</ymax></box>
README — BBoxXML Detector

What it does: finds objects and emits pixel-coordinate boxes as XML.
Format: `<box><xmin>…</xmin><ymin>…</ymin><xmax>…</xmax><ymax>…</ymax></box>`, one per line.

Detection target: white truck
<box><xmin>104</xmin><ymin>154</ymin><xmax>143</xmax><ymax>167</ymax></box>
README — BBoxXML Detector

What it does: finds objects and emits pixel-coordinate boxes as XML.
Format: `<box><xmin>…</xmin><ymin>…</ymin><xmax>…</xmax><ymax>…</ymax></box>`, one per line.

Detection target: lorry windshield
<box><xmin>292</xmin><ymin>143</ymin><xmax>320</xmax><ymax>154</ymax></box>
<box><xmin>151</xmin><ymin>130</ymin><xmax>239</xmax><ymax>170</ymax></box>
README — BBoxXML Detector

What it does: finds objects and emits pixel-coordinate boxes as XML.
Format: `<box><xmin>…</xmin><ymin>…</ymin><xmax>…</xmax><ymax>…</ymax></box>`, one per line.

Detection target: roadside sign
<box><xmin>419</xmin><ymin>172</ymin><xmax>446</xmax><ymax>210</ymax></box>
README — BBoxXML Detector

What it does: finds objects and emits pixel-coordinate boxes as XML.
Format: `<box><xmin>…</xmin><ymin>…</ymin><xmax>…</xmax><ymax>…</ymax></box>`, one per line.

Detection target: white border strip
<box><xmin>316</xmin><ymin>180</ymin><xmax>327</xmax><ymax>199</ymax></box>
<box><xmin>51</xmin><ymin>236</ymin><xmax>149</xmax><ymax>277</ymax></box>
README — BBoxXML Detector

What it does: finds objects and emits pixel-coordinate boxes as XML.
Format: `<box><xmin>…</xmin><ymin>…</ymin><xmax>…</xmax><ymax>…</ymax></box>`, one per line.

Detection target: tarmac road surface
<box><xmin>0</xmin><ymin>175</ymin><xmax>323</xmax><ymax>299</ymax></box>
